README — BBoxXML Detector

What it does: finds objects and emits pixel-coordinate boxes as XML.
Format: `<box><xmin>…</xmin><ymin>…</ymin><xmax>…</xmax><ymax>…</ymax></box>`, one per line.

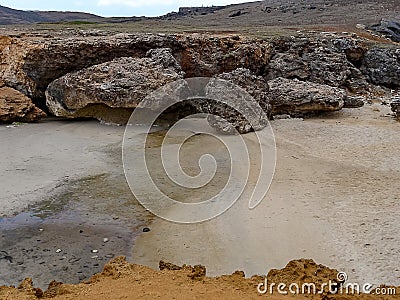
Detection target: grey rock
<box><xmin>360</xmin><ymin>47</ymin><xmax>400</xmax><ymax>88</ymax></box>
<box><xmin>367</xmin><ymin>19</ymin><xmax>400</xmax><ymax>43</ymax></box>
<box><xmin>45</xmin><ymin>48</ymin><xmax>184</xmax><ymax>123</ymax></box>
<box><xmin>205</xmin><ymin>68</ymin><xmax>269</xmax><ymax>134</ymax></box>
<box><xmin>266</xmin><ymin>37</ymin><xmax>361</xmax><ymax>88</ymax></box>
<box><xmin>344</xmin><ymin>95</ymin><xmax>365</xmax><ymax>108</ymax></box>
<box><xmin>268</xmin><ymin>77</ymin><xmax>346</xmax><ymax>117</ymax></box>
<box><xmin>332</xmin><ymin>37</ymin><xmax>368</xmax><ymax>63</ymax></box>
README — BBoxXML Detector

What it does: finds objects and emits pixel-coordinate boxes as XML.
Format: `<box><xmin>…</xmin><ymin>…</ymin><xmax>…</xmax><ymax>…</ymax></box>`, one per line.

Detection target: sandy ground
<box><xmin>0</xmin><ymin>118</ymin><xmax>124</xmax><ymax>216</ymax></box>
<box><xmin>0</xmin><ymin>102</ymin><xmax>399</xmax><ymax>297</ymax></box>
<box><xmin>1</xmin><ymin>256</ymin><xmax>399</xmax><ymax>299</ymax></box>
<box><xmin>132</xmin><ymin>102</ymin><xmax>400</xmax><ymax>287</ymax></box>
<box><xmin>0</xmin><ymin>119</ymin><xmax>152</xmax><ymax>288</ymax></box>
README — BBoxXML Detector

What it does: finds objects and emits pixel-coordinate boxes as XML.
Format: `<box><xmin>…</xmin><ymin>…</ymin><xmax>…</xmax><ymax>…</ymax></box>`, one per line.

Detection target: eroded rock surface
<box><xmin>0</xmin><ymin>85</ymin><xmax>46</xmax><ymax>123</ymax></box>
<box><xmin>178</xmin><ymin>35</ymin><xmax>273</xmax><ymax>77</ymax></box>
<box><xmin>268</xmin><ymin>77</ymin><xmax>346</xmax><ymax>117</ymax></box>
<box><xmin>46</xmin><ymin>48</ymin><xmax>184</xmax><ymax>123</ymax></box>
<box><xmin>0</xmin><ymin>34</ymin><xmax>181</xmax><ymax>101</ymax></box>
<box><xmin>266</xmin><ymin>36</ymin><xmax>369</xmax><ymax>92</ymax></box>
<box><xmin>205</xmin><ymin>68</ymin><xmax>270</xmax><ymax>134</ymax></box>
<box><xmin>344</xmin><ymin>95</ymin><xmax>365</xmax><ymax>108</ymax></box>
<box><xmin>361</xmin><ymin>47</ymin><xmax>400</xmax><ymax>88</ymax></box>
<box><xmin>0</xmin><ymin>30</ymin><xmax>399</xmax><ymax>125</ymax></box>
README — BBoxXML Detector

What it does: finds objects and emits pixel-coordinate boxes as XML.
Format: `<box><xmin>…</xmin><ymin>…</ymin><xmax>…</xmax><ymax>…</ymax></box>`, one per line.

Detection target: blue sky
<box><xmin>0</xmin><ymin>0</ymin><xmax>257</xmax><ymax>17</ymax></box>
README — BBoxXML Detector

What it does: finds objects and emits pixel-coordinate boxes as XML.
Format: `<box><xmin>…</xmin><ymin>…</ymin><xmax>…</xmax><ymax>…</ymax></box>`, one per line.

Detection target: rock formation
<box><xmin>344</xmin><ymin>95</ymin><xmax>365</xmax><ymax>108</ymax></box>
<box><xmin>265</xmin><ymin>36</ymin><xmax>369</xmax><ymax>92</ymax></box>
<box><xmin>46</xmin><ymin>48</ymin><xmax>184</xmax><ymax>123</ymax></box>
<box><xmin>205</xmin><ymin>68</ymin><xmax>270</xmax><ymax>134</ymax></box>
<box><xmin>360</xmin><ymin>47</ymin><xmax>400</xmax><ymax>88</ymax></box>
<box><xmin>0</xmin><ymin>84</ymin><xmax>46</xmax><ymax>123</ymax></box>
<box><xmin>0</xmin><ymin>30</ymin><xmax>399</xmax><ymax>127</ymax></box>
<box><xmin>268</xmin><ymin>77</ymin><xmax>346</xmax><ymax>117</ymax></box>
<box><xmin>367</xmin><ymin>19</ymin><xmax>400</xmax><ymax>43</ymax></box>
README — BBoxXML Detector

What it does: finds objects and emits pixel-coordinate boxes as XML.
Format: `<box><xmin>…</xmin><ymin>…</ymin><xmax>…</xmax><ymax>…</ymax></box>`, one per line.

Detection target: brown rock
<box><xmin>0</xmin><ymin>86</ymin><xmax>46</xmax><ymax>123</ymax></box>
<box><xmin>267</xmin><ymin>259</ymin><xmax>340</xmax><ymax>294</ymax></box>
<box><xmin>159</xmin><ymin>261</ymin><xmax>182</xmax><ymax>271</ymax></box>
<box><xmin>17</xmin><ymin>278</ymin><xmax>43</xmax><ymax>298</ymax></box>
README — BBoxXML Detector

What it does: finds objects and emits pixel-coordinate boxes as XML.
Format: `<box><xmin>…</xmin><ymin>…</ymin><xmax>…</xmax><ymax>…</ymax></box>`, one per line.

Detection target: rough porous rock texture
<box><xmin>268</xmin><ymin>77</ymin><xmax>346</xmax><ymax>117</ymax></box>
<box><xmin>267</xmin><ymin>259</ymin><xmax>340</xmax><ymax>292</ymax></box>
<box><xmin>178</xmin><ymin>34</ymin><xmax>273</xmax><ymax>77</ymax></box>
<box><xmin>1</xmin><ymin>31</ymin><xmax>400</xmax><ymax>124</ymax></box>
<box><xmin>0</xmin><ymin>85</ymin><xmax>46</xmax><ymax>123</ymax></box>
<box><xmin>0</xmin><ymin>33</ymin><xmax>272</xmax><ymax>104</ymax></box>
<box><xmin>265</xmin><ymin>36</ymin><xmax>369</xmax><ymax>92</ymax></box>
<box><xmin>360</xmin><ymin>47</ymin><xmax>400</xmax><ymax>88</ymax></box>
<box><xmin>205</xmin><ymin>68</ymin><xmax>270</xmax><ymax>134</ymax></box>
<box><xmin>344</xmin><ymin>95</ymin><xmax>365</xmax><ymax>108</ymax></box>
<box><xmin>46</xmin><ymin>48</ymin><xmax>184</xmax><ymax>123</ymax></box>
<box><xmin>0</xmin><ymin>34</ymin><xmax>181</xmax><ymax>101</ymax></box>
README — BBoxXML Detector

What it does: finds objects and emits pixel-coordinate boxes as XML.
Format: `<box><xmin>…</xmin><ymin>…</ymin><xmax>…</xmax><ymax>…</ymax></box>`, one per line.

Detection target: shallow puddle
<box><xmin>0</xmin><ymin>173</ymin><xmax>152</xmax><ymax>289</ymax></box>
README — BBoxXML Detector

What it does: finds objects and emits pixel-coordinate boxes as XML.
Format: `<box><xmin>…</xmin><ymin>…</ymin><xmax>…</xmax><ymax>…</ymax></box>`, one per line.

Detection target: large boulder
<box><xmin>45</xmin><ymin>48</ymin><xmax>184</xmax><ymax>123</ymax></box>
<box><xmin>360</xmin><ymin>47</ymin><xmax>400</xmax><ymax>88</ymax></box>
<box><xmin>268</xmin><ymin>77</ymin><xmax>346</xmax><ymax>117</ymax></box>
<box><xmin>0</xmin><ymin>85</ymin><xmax>46</xmax><ymax>123</ymax></box>
<box><xmin>367</xmin><ymin>19</ymin><xmax>400</xmax><ymax>43</ymax></box>
<box><xmin>205</xmin><ymin>68</ymin><xmax>270</xmax><ymax>134</ymax></box>
<box><xmin>266</xmin><ymin>36</ymin><xmax>367</xmax><ymax>90</ymax></box>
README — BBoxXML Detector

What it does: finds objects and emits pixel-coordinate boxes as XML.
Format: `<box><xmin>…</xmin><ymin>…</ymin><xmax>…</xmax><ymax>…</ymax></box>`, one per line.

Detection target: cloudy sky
<box><xmin>0</xmin><ymin>0</ymin><xmax>257</xmax><ymax>17</ymax></box>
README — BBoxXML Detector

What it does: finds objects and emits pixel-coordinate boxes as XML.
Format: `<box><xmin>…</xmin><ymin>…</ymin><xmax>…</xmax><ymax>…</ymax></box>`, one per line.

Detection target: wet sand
<box><xmin>1</xmin><ymin>102</ymin><xmax>399</xmax><ymax>289</ymax></box>
<box><xmin>0</xmin><ymin>119</ymin><xmax>152</xmax><ymax>288</ymax></box>
<box><xmin>132</xmin><ymin>103</ymin><xmax>400</xmax><ymax>287</ymax></box>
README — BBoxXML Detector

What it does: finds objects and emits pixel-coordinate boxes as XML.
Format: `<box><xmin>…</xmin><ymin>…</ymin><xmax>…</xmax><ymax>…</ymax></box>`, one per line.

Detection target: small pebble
<box><xmin>91</xmin><ymin>255</ymin><xmax>99</xmax><ymax>259</ymax></box>
<box><xmin>39</xmin><ymin>228</ymin><xmax>44</xmax><ymax>232</ymax></box>
<box><xmin>92</xmin><ymin>249</ymin><xmax>99</xmax><ymax>253</ymax></box>
<box><xmin>143</xmin><ymin>227</ymin><xmax>151</xmax><ymax>233</ymax></box>
<box><xmin>56</xmin><ymin>249</ymin><xmax>62</xmax><ymax>253</ymax></box>
<box><xmin>103</xmin><ymin>238</ymin><xmax>109</xmax><ymax>243</ymax></box>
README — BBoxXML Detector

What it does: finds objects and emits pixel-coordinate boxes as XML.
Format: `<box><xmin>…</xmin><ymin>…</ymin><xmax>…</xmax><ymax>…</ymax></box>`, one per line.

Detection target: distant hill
<box><xmin>0</xmin><ymin>1</ymin><xmax>399</xmax><ymax>27</ymax></box>
<box><xmin>155</xmin><ymin>0</ymin><xmax>400</xmax><ymax>28</ymax></box>
<box><xmin>0</xmin><ymin>5</ymin><xmax>104</xmax><ymax>25</ymax></box>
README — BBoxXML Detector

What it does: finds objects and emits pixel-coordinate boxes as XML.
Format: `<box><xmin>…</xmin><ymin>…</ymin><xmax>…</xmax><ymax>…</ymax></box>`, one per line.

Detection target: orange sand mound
<box><xmin>0</xmin><ymin>257</ymin><xmax>398</xmax><ymax>299</ymax></box>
